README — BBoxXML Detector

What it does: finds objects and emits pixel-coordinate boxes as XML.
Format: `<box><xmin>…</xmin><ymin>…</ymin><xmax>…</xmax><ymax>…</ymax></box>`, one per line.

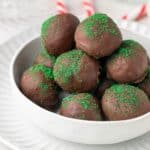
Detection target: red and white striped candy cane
<box><xmin>82</xmin><ymin>0</ymin><xmax>95</xmax><ymax>16</ymax></box>
<box><xmin>56</xmin><ymin>0</ymin><xmax>68</xmax><ymax>14</ymax></box>
<box><xmin>122</xmin><ymin>3</ymin><xmax>148</xmax><ymax>21</ymax></box>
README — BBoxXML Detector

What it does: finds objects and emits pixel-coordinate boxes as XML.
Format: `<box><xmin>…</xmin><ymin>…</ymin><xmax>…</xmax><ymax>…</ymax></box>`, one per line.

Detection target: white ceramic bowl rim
<box><xmin>10</xmin><ymin>27</ymin><xmax>150</xmax><ymax>126</ymax></box>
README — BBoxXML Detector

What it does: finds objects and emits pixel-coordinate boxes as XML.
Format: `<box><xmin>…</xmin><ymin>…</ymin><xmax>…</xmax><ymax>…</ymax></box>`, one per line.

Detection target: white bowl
<box><xmin>10</xmin><ymin>27</ymin><xmax>150</xmax><ymax>145</ymax></box>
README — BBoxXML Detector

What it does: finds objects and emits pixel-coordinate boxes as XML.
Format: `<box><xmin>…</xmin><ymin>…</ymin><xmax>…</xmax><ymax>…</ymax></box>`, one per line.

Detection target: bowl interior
<box><xmin>13</xmin><ymin>38</ymin><xmax>41</xmax><ymax>87</ymax></box>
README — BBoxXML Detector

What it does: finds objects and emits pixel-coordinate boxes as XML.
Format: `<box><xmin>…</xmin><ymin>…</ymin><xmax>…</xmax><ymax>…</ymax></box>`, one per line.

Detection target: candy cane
<box><xmin>122</xmin><ymin>4</ymin><xmax>148</xmax><ymax>21</ymax></box>
<box><xmin>82</xmin><ymin>0</ymin><xmax>95</xmax><ymax>16</ymax></box>
<box><xmin>56</xmin><ymin>0</ymin><xmax>68</xmax><ymax>14</ymax></box>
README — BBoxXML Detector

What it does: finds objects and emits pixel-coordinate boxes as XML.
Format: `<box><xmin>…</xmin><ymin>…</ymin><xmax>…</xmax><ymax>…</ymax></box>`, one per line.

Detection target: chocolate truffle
<box><xmin>59</xmin><ymin>93</ymin><xmax>102</xmax><ymax>120</ymax></box>
<box><xmin>106</xmin><ymin>40</ymin><xmax>148</xmax><ymax>83</ymax></box>
<box><xmin>41</xmin><ymin>13</ymin><xmax>79</xmax><ymax>55</ymax></box>
<box><xmin>148</xmin><ymin>57</ymin><xmax>150</xmax><ymax>65</ymax></box>
<box><xmin>75</xmin><ymin>13</ymin><xmax>122</xmax><ymax>58</ymax></box>
<box><xmin>20</xmin><ymin>64</ymin><xmax>58</xmax><ymax>109</ymax></box>
<box><xmin>53</xmin><ymin>50</ymin><xmax>100</xmax><ymax>92</ymax></box>
<box><xmin>138</xmin><ymin>66</ymin><xmax>150</xmax><ymax>97</ymax></box>
<box><xmin>102</xmin><ymin>84</ymin><xmax>150</xmax><ymax>121</ymax></box>
<box><xmin>34</xmin><ymin>50</ymin><xmax>56</xmax><ymax>68</ymax></box>
<box><xmin>97</xmin><ymin>79</ymin><xmax>114</xmax><ymax>98</ymax></box>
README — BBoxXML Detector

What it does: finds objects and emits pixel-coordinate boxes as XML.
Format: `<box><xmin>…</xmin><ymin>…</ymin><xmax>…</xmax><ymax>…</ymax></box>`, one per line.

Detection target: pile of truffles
<box><xmin>20</xmin><ymin>13</ymin><xmax>150</xmax><ymax>121</ymax></box>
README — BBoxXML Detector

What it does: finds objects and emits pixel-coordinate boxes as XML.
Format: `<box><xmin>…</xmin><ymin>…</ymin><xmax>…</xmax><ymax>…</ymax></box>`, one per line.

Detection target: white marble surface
<box><xmin>0</xmin><ymin>0</ymin><xmax>150</xmax><ymax>149</ymax></box>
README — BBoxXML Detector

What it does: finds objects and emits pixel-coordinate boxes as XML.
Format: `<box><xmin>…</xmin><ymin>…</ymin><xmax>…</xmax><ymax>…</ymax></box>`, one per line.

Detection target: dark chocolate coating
<box><xmin>20</xmin><ymin>64</ymin><xmax>58</xmax><ymax>110</ymax></box>
<box><xmin>53</xmin><ymin>50</ymin><xmax>100</xmax><ymax>92</ymax></box>
<box><xmin>41</xmin><ymin>13</ymin><xmax>79</xmax><ymax>56</ymax></box>
<box><xmin>102</xmin><ymin>84</ymin><xmax>150</xmax><ymax>121</ymax></box>
<box><xmin>34</xmin><ymin>50</ymin><xmax>56</xmax><ymax>68</ymax></box>
<box><xmin>138</xmin><ymin>66</ymin><xmax>150</xmax><ymax>97</ymax></box>
<box><xmin>75</xmin><ymin>13</ymin><xmax>122</xmax><ymax>58</ymax></box>
<box><xmin>148</xmin><ymin>57</ymin><xmax>150</xmax><ymax>65</ymax></box>
<box><xmin>58</xmin><ymin>91</ymin><xmax>70</xmax><ymax>100</ymax></box>
<box><xmin>97</xmin><ymin>79</ymin><xmax>114</xmax><ymax>98</ymax></box>
<box><xmin>59</xmin><ymin>93</ymin><xmax>102</xmax><ymax>120</ymax></box>
<box><xmin>106</xmin><ymin>40</ymin><xmax>148</xmax><ymax>83</ymax></box>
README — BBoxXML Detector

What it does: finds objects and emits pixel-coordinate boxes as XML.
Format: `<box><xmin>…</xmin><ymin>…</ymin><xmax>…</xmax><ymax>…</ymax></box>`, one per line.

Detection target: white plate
<box><xmin>0</xmin><ymin>20</ymin><xmax>150</xmax><ymax>149</ymax></box>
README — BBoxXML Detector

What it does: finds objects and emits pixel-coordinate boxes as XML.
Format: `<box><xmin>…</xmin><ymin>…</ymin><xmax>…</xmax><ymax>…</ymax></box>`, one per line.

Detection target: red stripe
<box><xmin>56</xmin><ymin>2</ymin><xmax>65</xmax><ymax>8</ymax></box>
<box><xmin>83</xmin><ymin>1</ymin><xmax>95</xmax><ymax>16</ymax></box>
<box><xmin>122</xmin><ymin>15</ymin><xmax>128</xmax><ymax>20</ymax></box>
<box><xmin>83</xmin><ymin>1</ymin><xmax>93</xmax><ymax>7</ymax></box>
<box><xmin>87</xmin><ymin>10</ymin><xmax>92</xmax><ymax>16</ymax></box>
<box><xmin>135</xmin><ymin>4</ymin><xmax>147</xmax><ymax>21</ymax></box>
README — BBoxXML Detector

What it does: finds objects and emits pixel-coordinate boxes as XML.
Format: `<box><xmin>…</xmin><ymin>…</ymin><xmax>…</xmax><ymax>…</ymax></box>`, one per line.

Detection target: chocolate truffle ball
<box><xmin>59</xmin><ymin>93</ymin><xmax>102</xmax><ymax>120</ymax></box>
<box><xmin>53</xmin><ymin>50</ymin><xmax>100</xmax><ymax>92</ymax></box>
<box><xmin>138</xmin><ymin>66</ymin><xmax>150</xmax><ymax>97</ymax></box>
<box><xmin>20</xmin><ymin>64</ymin><xmax>58</xmax><ymax>109</ymax></box>
<box><xmin>75</xmin><ymin>13</ymin><xmax>122</xmax><ymax>58</ymax></box>
<box><xmin>102</xmin><ymin>84</ymin><xmax>150</xmax><ymax>121</ymax></box>
<box><xmin>41</xmin><ymin>13</ymin><xmax>79</xmax><ymax>56</ymax></box>
<box><xmin>106</xmin><ymin>40</ymin><xmax>148</xmax><ymax>83</ymax></box>
<box><xmin>97</xmin><ymin>79</ymin><xmax>114</xmax><ymax>98</ymax></box>
<box><xmin>34</xmin><ymin>50</ymin><xmax>56</xmax><ymax>68</ymax></box>
<box><xmin>148</xmin><ymin>57</ymin><xmax>150</xmax><ymax>65</ymax></box>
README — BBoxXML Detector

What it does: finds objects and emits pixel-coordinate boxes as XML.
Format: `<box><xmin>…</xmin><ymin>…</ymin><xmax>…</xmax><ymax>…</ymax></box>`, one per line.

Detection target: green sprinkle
<box><xmin>29</xmin><ymin>64</ymin><xmax>54</xmax><ymax>80</ymax></box>
<box><xmin>39</xmin><ymin>82</ymin><xmax>49</xmax><ymax>90</ymax></box>
<box><xmin>54</xmin><ymin>50</ymin><xmax>84</xmax><ymax>84</ymax></box>
<box><xmin>121</xmin><ymin>40</ymin><xmax>139</xmax><ymax>47</ymax></box>
<box><xmin>109</xmin><ymin>40</ymin><xmax>141</xmax><ymax>62</ymax></box>
<box><xmin>111</xmin><ymin>84</ymin><xmax>124</xmax><ymax>93</ymax></box>
<box><xmin>79</xmin><ymin>101</ymin><xmax>90</xmax><ymax>109</ymax></box>
<box><xmin>41</xmin><ymin>16</ymin><xmax>56</xmax><ymax>38</ymax></box>
<box><xmin>40</xmin><ymin>50</ymin><xmax>56</xmax><ymax>63</ymax></box>
<box><xmin>118</xmin><ymin>48</ymin><xmax>133</xmax><ymax>57</ymax></box>
<box><xmin>77</xmin><ymin>94</ymin><xmax>92</xmax><ymax>109</ymax></box>
<box><xmin>109</xmin><ymin>84</ymin><xmax>141</xmax><ymax>106</ymax></box>
<box><xmin>62</xmin><ymin>93</ymin><xmax>95</xmax><ymax>110</ymax></box>
<box><xmin>146</xmin><ymin>66</ymin><xmax>150</xmax><ymax>79</ymax></box>
<box><xmin>82</xmin><ymin>13</ymin><xmax>119</xmax><ymax>39</ymax></box>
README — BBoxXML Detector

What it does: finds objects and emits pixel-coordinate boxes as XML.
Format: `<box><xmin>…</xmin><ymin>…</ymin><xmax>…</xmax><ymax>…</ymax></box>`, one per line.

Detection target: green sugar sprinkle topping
<box><xmin>29</xmin><ymin>64</ymin><xmax>54</xmax><ymax>80</ymax></box>
<box><xmin>41</xmin><ymin>16</ymin><xmax>56</xmax><ymax>37</ymax></box>
<box><xmin>54</xmin><ymin>50</ymin><xmax>84</xmax><ymax>84</ymax></box>
<box><xmin>82</xmin><ymin>13</ymin><xmax>118</xmax><ymax>38</ymax></box>
<box><xmin>62</xmin><ymin>93</ymin><xmax>97</xmax><ymax>110</ymax></box>
<box><xmin>112</xmin><ymin>40</ymin><xmax>140</xmax><ymax>59</ymax></box>
<box><xmin>39</xmin><ymin>82</ymin><xmax>49</xmax><ymax>90</ymax></box>
<box><xmin>146</xmin><ymin>66</ymin><xmax>150</xmax><ymax>79</ymax></box>
<box><xmin>40</xmin><ymin>50</ymin><xmax>56</xmax><ymax>63</ymax></box>
<box><xmin>109</xmin><ymin>84</ymin><xmax>141</xmax><ymax>106</ymax></box>
<box><xmin>117</xmin><ymin>47</ymin><xmax>133</xmax><ymax>57</ymax></box>
<box><xmin>121</xmin><ymin>40</ymin><xmax>139</xmax><ymax>47</ymax></box>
